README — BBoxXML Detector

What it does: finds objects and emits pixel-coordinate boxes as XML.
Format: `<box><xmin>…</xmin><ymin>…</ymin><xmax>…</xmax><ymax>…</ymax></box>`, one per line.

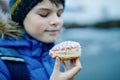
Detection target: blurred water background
<box><xmin>0</xmin><ymin>0</ymin><xmax>120</xmax><ymax>80</ymax></box>
<box><xmin>57</xmin><ymin>28</ymin><xmax>120</xmax><ymax>80</ymax></box>
<box><xmin>57</xmin><ymin>0</ymin><xmax>120</xmax><ymax>80</ymax></box>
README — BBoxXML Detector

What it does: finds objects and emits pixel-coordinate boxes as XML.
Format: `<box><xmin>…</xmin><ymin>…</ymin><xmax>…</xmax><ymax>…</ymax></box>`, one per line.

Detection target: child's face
<box><xmin>23</xmin><ymin>0</ymin><xmax>64</xmax><ymax>43</ymax></box>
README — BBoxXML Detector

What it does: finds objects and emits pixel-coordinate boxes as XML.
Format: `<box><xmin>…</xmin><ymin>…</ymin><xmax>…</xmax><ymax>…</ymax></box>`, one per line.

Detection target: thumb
<box><xmin>53</xmin><ymin>57</ymin><xmax>60</xmax><ymax>73</ymax></box>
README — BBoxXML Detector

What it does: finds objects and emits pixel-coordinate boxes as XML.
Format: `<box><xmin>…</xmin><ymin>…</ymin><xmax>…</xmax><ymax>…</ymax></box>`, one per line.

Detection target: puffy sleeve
<box><xmin>0</xmin><ymin>47</ymin><xmax>18</xmax><ymax>80</ymax></box>
<box><xmin>0</xmin><ymin>59</ymin><xmax>11</xmax><ymax>80</ymax></box>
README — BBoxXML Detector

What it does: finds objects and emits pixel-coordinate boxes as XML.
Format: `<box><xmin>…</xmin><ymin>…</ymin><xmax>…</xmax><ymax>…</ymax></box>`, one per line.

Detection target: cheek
<box><xmin>31</xmin><ymin>16</ymin><xmax>47</xmax><ymax>32</ymax></box>
<box><xmin>28</xmin><ymin>23</ymin><xmax>46</xmax><ymax>35</ymax></box>
<box><xmin>24</xmin><ymin>14</ymin><xmax>47</xmax><ymax>34</ymax></box>
<box><xmin>33</xmin><ymin>19</ymin><xmax>48</xmax><ymax>34</ymax></box>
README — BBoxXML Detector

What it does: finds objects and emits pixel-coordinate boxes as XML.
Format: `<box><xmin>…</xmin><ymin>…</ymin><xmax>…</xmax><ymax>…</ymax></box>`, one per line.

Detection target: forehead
<box><xmin>34</xmin><ymin>0</ymin><xmax>63</xmax><ymax>9</ymax></box>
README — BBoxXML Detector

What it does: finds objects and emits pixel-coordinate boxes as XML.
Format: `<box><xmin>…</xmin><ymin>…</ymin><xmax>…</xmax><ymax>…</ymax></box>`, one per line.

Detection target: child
<box><xmin>0</xmin><ymin>0</ymin><xmax>82</xmax><ymax>80</ymax></box>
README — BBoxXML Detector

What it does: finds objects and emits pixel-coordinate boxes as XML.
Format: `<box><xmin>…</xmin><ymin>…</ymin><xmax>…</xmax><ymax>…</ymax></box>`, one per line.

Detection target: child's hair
<box><xmin>8</xmin><ymin>0</ymin><xmax>65</xmax><ymax>25</ymax></box>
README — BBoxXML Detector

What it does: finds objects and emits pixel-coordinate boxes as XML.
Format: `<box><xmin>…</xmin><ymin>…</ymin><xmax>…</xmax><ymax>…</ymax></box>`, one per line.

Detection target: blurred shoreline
<box><xmin>64</xmin><ymin>20</ymin><xmax>120</xmax><ymax>29</ymax></box>
<box><xmin>57</xmin><ymin>27</ymin><xmax>120</xmax><ymax>80</ymax></box>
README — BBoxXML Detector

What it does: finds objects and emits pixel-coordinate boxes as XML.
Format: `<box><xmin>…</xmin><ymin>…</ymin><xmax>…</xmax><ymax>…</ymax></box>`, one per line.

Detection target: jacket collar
<box><xmin>0</xmin><ymin>33</ymin><xmax>54</xmax><ymax>58</ymax></box>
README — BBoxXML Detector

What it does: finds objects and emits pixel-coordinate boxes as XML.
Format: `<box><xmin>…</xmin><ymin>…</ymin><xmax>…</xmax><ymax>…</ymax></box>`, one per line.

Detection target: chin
<box><xmin>40</xmin><ymin>38</ymin><xmax>56</xmax><ymax>43</ymax></box>
<box><xmin>36</xmin><ymin>35</ymin><xmax>58</xmax><ymax>43</ymax></box>
<box><xmin>46</xmin><ymin>39</ymin><xmax>56</xmax><ymax>43</ymax></box>
<box><xmin>44</xmin><ymin>36</ymin><xmax>57</xmax><ymax>43</ymax></box>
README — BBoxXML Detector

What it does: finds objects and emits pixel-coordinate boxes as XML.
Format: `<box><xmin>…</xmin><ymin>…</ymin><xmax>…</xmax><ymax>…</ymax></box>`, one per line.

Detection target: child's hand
<box><xmin>50</xmin><ymin>57</ymin><xmax>82</xmax><ymax>80</ymax></box>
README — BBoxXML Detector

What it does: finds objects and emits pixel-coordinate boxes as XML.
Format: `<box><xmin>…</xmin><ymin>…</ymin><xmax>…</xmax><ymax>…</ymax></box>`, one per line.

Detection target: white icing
<box><xmin>49</xmin><ymin>41</ymin><xmax>81</xmax><ymax>57</ymax></box>
<box><xmin>53</xmin><ymin>41</ymin><xmax>81</xmax><ymax>50</ymax></box>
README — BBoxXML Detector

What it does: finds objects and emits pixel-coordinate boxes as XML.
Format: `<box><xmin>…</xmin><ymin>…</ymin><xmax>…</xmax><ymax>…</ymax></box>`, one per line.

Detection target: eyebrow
<box><xmin>37</xmin><ymin>8</ymin><xmax>64</xmax><ymax>12</ymax></box>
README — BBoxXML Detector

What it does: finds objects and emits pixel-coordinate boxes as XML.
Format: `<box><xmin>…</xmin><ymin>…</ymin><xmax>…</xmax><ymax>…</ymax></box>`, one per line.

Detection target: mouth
<box><xmin>45</xmin><ymin>30</ymin><xmax>60</xmax><ymax>35</ymax></box>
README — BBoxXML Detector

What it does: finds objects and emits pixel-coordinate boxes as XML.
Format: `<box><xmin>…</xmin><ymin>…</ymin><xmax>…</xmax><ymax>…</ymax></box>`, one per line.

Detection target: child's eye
<box><xmin>39</xmin><ymin>13</ymin><xmax>49</xmax><ymax>17</ymax></box>
<box><xmin>57</xmin><ymin>13</ymin><xmax>61</xmax><ymax>17</ymax></box>
<box><xmin>38</xmin><ymin>11</ymin><xmax>49</xmax><ymax>17</ymax></box>
<box><xmin>57</xmin><ymin>10</ymin><xmax>63</xmax><ymax>17</ymax></box>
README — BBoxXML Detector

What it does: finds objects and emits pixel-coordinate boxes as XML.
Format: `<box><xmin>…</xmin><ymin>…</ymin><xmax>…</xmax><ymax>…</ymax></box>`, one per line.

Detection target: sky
<box><xmin>63</xmin><ymin>0</ymin><xmax>120</xmax><ymax>25</ymax></box>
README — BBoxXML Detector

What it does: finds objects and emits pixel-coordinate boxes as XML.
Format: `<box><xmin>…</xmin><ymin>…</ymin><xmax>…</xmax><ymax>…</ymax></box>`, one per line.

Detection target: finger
<box><xmin>67</xmin><ymin>59</ymin><xmax>82</xmax><ymax>76</ymax></box>
<box><xmin>70</xmin><ymin>60</ymin><xmax>74</xmax><ymax>68</ymax></box>
<box><xmin>53</xmin><ymin>57</ymin><xmax>60</xmax><ymax>73</ymax></box>
<box><xmin>73</xmin><ymin>59</ymin><xmax>82</xmax><ymax>73</ymax></box>
<box><xmin>70</xmin><ymin>59</ymin><xmax>76</xmax><ymax>68</ymax></box>
<box><xmin>75</xmin><ymin>58</ymin><xmax>82</xmax><ymax>68</ymax></box>
<box><xmin>62</xmin><ymin>61</ymin><xmax>68</xmax><ymax>71</ymax></box>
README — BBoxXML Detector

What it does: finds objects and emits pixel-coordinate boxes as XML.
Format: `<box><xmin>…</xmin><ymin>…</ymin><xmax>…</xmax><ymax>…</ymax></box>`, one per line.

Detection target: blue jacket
<box><xmin>0</xmin><ymin>10</ymin><xmax>62</xmax><ymax>80</ymax></box>
<box><xmin>0</xmin><ymin>34</ymin><xmax>55</xmax><ymax>80</ymax></box>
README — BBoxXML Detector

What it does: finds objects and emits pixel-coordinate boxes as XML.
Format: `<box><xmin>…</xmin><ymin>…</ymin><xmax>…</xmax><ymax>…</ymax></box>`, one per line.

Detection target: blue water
<box><xmin>57</xmin><ymin>28</ymin><xmax>120</xmax><ymax>80</ymax></box>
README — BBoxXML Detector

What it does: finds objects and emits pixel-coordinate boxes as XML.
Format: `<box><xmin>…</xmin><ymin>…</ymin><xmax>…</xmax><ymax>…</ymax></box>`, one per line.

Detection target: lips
<box><xmin>45</xmin><ymin>30</ymin><xmax>60</xmax><ymax>35</ymax></box>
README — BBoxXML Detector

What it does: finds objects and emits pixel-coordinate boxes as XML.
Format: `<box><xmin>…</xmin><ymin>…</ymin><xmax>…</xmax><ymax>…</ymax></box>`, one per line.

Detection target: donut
<box><xmin>49</xmin><ymin>41</ymin><xmax>81</xmax><ymax>60</ymax></box>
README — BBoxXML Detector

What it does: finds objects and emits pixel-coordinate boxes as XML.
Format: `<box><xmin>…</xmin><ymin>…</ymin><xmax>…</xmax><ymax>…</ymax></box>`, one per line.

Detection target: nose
<box><xmin>50</xmin><ymin>14</ymin><xmax>61</xmax><ymax>26</ymax></box>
